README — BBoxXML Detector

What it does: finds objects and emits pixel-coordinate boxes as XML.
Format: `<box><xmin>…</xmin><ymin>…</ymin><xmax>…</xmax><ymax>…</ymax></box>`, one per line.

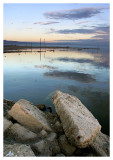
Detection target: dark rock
<box><xmin>4</xmin><ymin>99</ymin><xmax>15</xmax><ymax>106</ymax></box>
<box><xmin>46</xmin><ymin>132</ymin><xmax>61</xmax><ymax>156</ymax></box>
<box><xmin>36</xmin><ymin>104</ymin><xmax>46</xmax><ymax>111</ymax></box>
<box><xmin>4</xmin><ymin>101</ymin><xmax>14</xmax><ymax>119</ymax></box>
<box><xmin>74</xmin><ymin>147</ymin><xmax>95</xmax><ymax>157</ymax></box>
<box><xmin>47</xmin><ymin>106</ymin><xmax>52</xmax><ymax>112</ymax></box>
<box><xmin>31</xmin><ymin>140</ymin><xmax>52</xmax><ymax>156</ymax></box>
<box><xmin>53</xmin><ymin>121</ymin><xmax>64</xmax><ymax>135</ymax></box>
<box><xmin>56</xmin><ymin>153</ymin><xmax>65</xmax><ymax>156</ymax></box>
<box><xmin>59</xmin><ymin>135</ymin><xmax>76</xmax><ymax>156</ymax></box>
<box><xmin>4</xmin><ymin>117</ymin><xmax>13</xmax><ymax>133</ymax></box>
<box><xmin>90</xmin><ymin>132</ymin><xmax>109</xmax><ymax>156</ymax></box>
<box><xmin>31</xmin><ymin>132</ymin><xmax>61</xmax><ymax>156</ymax></box>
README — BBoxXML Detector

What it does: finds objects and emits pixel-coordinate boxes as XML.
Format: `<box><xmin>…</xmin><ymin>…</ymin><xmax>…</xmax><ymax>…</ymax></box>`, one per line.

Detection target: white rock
<box><xmin>6</xmin><ymin>151</ymin><xmax>14</xmax><ymax>157</ymax></box>
<box><xmin>52</xmin><ymin>90</ymin><xmax>101</xmax><ymax>148</ymax></box>
<box><xmin>4</xmin><ymin>143</ymin><xmax>35</xmax><ymax>157</ymax></box>
<box><xmin>8</xmin><ymin>99</ymin><xmax>52</xmax><ymax>133</ymax></box>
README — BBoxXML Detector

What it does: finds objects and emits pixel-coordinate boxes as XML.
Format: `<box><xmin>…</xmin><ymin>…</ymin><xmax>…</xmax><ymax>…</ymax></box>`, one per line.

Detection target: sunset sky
<box><xmin>4</xmin><ymin>3</ymin><xmax>109</xmax><ymax>45</ymax></box>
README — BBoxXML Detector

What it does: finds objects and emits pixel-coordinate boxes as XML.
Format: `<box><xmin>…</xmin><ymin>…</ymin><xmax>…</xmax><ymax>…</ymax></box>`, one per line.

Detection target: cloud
<box><xmin>44</xmin><ymin>7</ymin><xmax>108</xmax><ymax>20</ymax></box>
<box><xmin>26</xmin><ymin>27</ymin><xmax>32</xmax><ymax>29</ymax></box>
<box><xmin>55</xmin><ymin>26</ymin><xmax>109</xmax><ymax>35</ymax></box>
<box><xmin>56</xmin><ymin>28</ymin><xmax>95</xmax><ymax>34</ymax></box>
<box><xmin>44</xmin><ymin>70</ymin><xmax>96</xmax><ymax>83</ymax></box>
<box><xmin>54</xmin><ymin>38</ymin><xmax>109</xmax><ymax>45</ymax></box>
<box><xmin>50</xmin><ymin>25</ymin><xmax>109</xmax><ymax>44</ymax></box>
<box><xmin>33</xmin><ymin>21</ymin><xmax>59</xmax><ymax>25</ymax></box>
<box><xmin>57</xmin><ymin>57</ymin><xmax>94</xmax><ymax>63</ymax></box>
<box><xmin>76</xmin><ymin>21</ymin><xmax>89</xmax><ymax>24</ymax></box>
<box><xmin>92</xmin><ymin>34</ymin><xmax>109</xmax><ymax>40</ymax></box>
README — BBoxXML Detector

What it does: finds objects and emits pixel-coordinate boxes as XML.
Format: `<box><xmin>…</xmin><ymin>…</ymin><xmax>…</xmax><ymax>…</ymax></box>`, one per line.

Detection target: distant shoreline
<box><xmin>4</xmin><ymin>45</ymin><xmax>100</xmax><ymax>53</ymax></box>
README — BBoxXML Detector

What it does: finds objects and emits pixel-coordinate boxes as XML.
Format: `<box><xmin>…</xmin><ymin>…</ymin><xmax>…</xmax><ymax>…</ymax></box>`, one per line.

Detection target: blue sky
<box><xmin>4</xmin><ymin>3</ymin><xmax>109</xmax><ymax>45</ymax></box>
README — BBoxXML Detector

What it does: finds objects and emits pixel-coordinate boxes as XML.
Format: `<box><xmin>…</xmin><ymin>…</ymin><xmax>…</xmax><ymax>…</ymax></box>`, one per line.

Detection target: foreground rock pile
<box><xmin>4</xmin><ymin>91</ymin><xmax>110</xmax><ymax>157</ymax></box>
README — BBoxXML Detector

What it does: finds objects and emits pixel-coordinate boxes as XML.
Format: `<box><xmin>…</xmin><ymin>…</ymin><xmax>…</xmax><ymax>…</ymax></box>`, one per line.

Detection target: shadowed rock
<box><xmin>36</xmin><ymin>104</ymin><xmax>46</xmax><ymax>111</ymax></box>
<box><xmin>90</xmin><ymin>132</ymin><xmax>109</xmax><ymax>156</ymax></box>
<box><xmin>9</xmin><ymin>123</ymin><xmax>38</xmax><ymax>143</ymax></box>
<box><xmin>4</xmin><ymin>117</ymin><xmax>13</xmax><ymax>133</ymax></box>
<box><xmin>31</xmin><ymin>140</ymin><xmax>51</xmax><ymax>156</ymax></box>
<box><xmin>31</xmin><ymin>132</ymin><xmax>60</xmax><ymax>156</ymax></box>
<box><xmin>59</xmin><ymin>134</ymin><xmax>76</xmax><ymax>156</ymax></box>
<box><xmin>52</xmin><ymin>90</ymin><xmax>101</xmax><ymax>148</ymax></box>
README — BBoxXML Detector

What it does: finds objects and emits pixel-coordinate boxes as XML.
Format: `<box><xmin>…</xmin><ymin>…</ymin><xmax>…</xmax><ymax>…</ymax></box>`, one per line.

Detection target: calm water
<box><xmin>4</xmin><ymin>47</ymin><xmax>109</xmax><ymax>135</ymax></box>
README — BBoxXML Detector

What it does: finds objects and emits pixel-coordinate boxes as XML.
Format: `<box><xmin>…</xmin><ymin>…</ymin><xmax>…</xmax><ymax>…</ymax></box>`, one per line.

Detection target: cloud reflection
<box><xmin>55</xmin><ymin>57</ymin><xmax>109</xmax><ymax>68</ymax></box>
<box><xmin>44</xmin><ymin>70</ymin><xmax>96</xmax><ymax>83</ymax></box>
<box><xmin>34</xmin><ymin>65</ymin><xmax>57</xmax><ymax>70</ymax></box>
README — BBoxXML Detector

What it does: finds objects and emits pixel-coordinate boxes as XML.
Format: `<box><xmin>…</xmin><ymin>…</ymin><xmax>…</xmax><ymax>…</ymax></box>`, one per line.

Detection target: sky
<box><xmin>3</xmin><ymin>3</ymin><xmax>110</xmax><ymax>45</ymax></box>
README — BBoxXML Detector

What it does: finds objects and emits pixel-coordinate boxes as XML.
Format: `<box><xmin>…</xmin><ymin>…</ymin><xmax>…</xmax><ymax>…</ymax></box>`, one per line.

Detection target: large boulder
<box><xmin>4</xmin><ymin>117</ymin><xmax>13</xmax><ymax>133</ymax></box>
<box><xmin>8</xmin><ymin>99</ymin><xmax>52</xmax><ymax>133</ymax></box>
<box><xmin>52</xmin><ymin>90</ymin><xmax>101</xmax><ymax>148</ymax></box>
<box><xmin>9</xmin><ymin>123</ymin><xmax>38</xmax><ymax>143</ymax></box>
<box><xmin>90</xmin><ymin>132</ymin><xmax>109</xmax><ymax>156</ymax></box>
<box><xmin>4</xmin><ymin>143</ymin><xmax>35</xmax><ymax>157</ymax></box>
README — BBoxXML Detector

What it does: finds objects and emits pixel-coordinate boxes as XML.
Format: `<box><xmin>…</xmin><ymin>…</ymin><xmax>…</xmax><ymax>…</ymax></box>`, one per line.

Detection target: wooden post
<box><xmin>31</xmin><ymin>42</ymin><xmax>32</xmax><ymax>52</ymax></box>
<box><xmin>40</xmin><ymin>52</ymin><xmax>41</xmax><ymax>61</ymax></box>
<box><xmin>44</xmin><ymin>39</ymin><xmax>46</xmax><ymax>52</ymax></box>
<box><xmin>26</xmin><ymin>42</ymin><xmax>27</xmax><ymax>52</ymax></box>
<box><xmin>40</xmin><ymin>38</ymin><xmax>41</xmax><ymax>52</ymax></box>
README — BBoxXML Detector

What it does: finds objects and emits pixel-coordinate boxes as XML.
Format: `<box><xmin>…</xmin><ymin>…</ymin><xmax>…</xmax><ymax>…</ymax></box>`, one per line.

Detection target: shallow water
<box><xmin>4</xmin><ymin>48</ymin><xmax>109</xmax><ymax>135</ymax></box>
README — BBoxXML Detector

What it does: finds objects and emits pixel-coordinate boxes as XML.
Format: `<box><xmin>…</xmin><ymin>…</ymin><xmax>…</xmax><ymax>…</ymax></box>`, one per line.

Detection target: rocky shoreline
<box><xmin>4</xmin><ymin>90</ymin><xmax>109</xmax><ymax>157</ymax></box>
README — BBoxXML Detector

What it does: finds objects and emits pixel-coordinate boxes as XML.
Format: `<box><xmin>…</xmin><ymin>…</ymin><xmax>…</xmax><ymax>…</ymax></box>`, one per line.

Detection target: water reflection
<box><xmin>34</xmin><ymin>65</ymin><xmax>57</xmax><ymax>70</ymax></box>
<box><xmin>44</xmin><ymin>70</ymin><xmax>96</xmax><ymax>83</ymax></box>
<box><xmin>4</xmin><ymin>47</ymin><xmax>109</xmax><ymax>135</ymax></box>
<box><xmin>54</xmin><ymin>57</ymin><xmax>109</xmax><ymax>68</ymax></box>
